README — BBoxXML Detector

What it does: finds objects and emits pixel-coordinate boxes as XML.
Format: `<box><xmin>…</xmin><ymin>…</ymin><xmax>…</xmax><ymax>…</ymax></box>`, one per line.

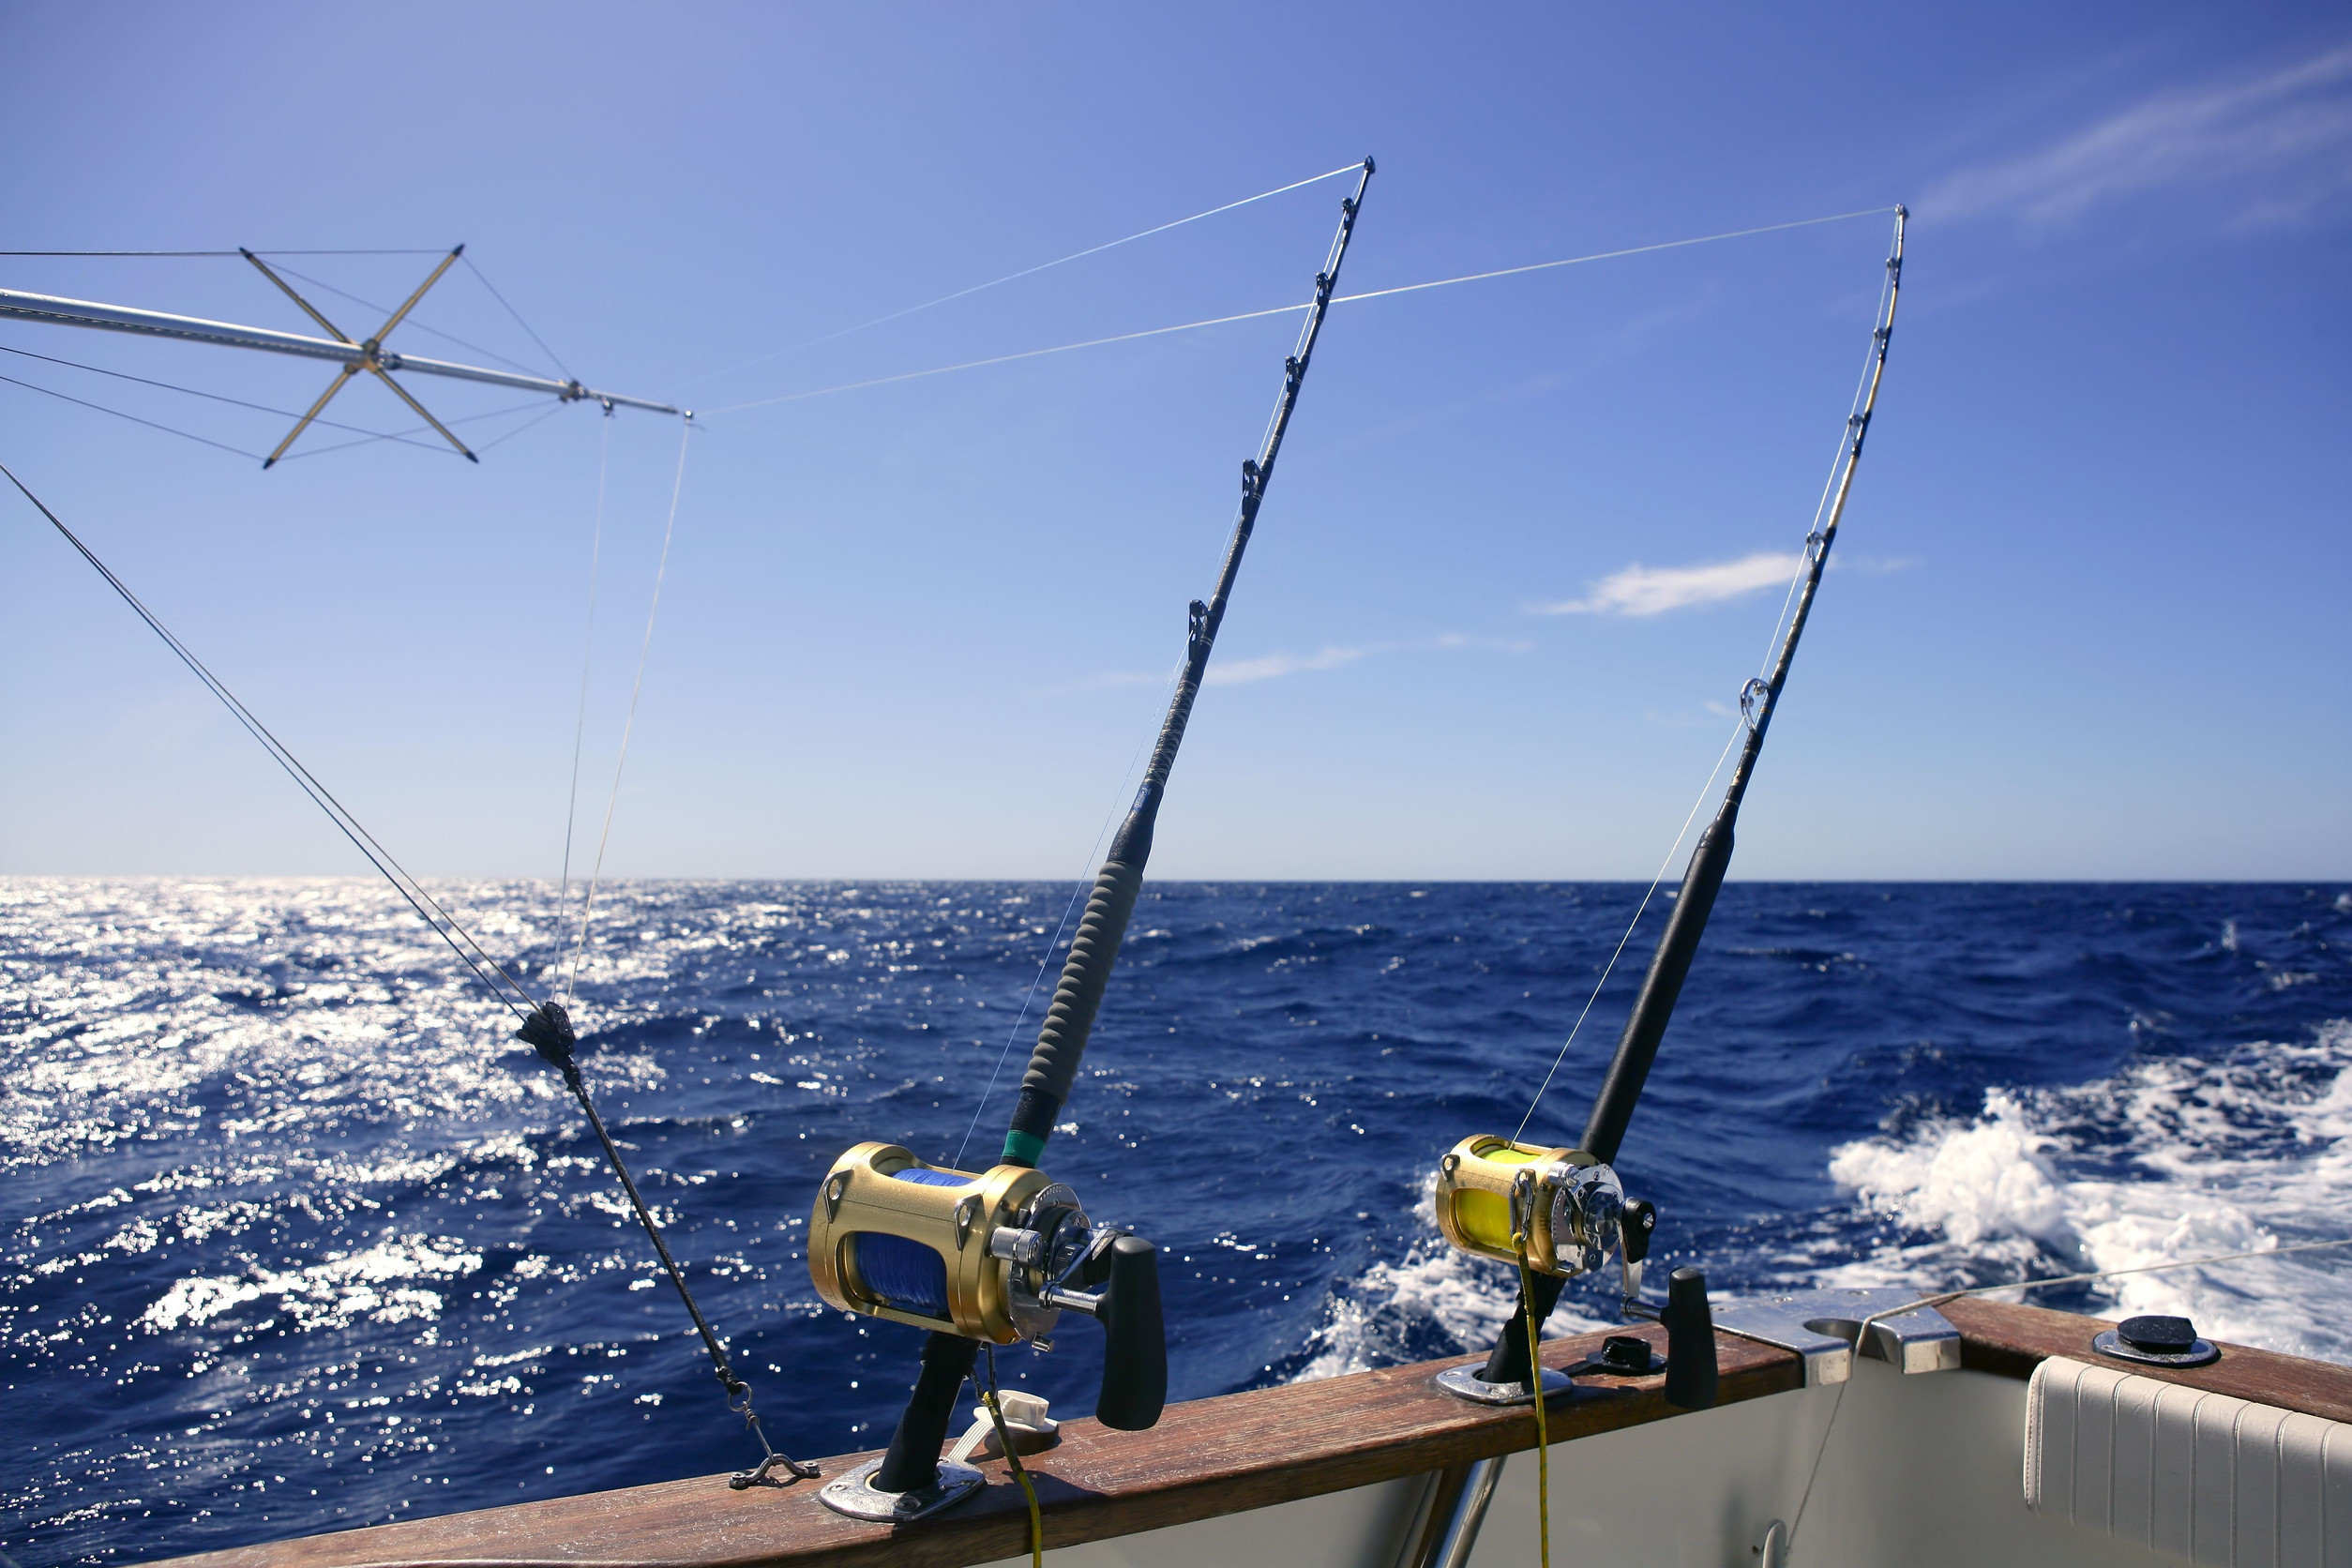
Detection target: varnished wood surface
<box><xmin>1941</xmin><ymin>1295</ymin><xmax>2352</xmax><ymax>1423</ymax></box>
<box><xmin>161</xmin><ymin>1300</ymin><xmax>2352</xmax><ymax>1568</ymax></box>
<box><xmin>160</xmin><ymin>1319</ymin><xmax>1799</xmax><ymax>1568</ymax></box>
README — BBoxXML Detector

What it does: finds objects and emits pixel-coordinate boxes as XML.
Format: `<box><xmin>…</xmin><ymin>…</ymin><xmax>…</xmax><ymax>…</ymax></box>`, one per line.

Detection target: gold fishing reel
<box><xmin>807</xmin><ymin>1142</ymin><xmax>1092</xmax><ymax>1342</ymax></box>
<box><xmin>1433</xmin><ymin>1135</ymin><xmax>1626</xmax><ymax>1278</ymax></box>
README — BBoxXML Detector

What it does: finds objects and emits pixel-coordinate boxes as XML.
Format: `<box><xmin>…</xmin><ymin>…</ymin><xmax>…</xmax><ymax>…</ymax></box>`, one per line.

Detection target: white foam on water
<box><xmin>1294</xmin><ymin>1177</ymin><xmax>1614</xmax><ymax>1383</ymax></box>
<box><xmin>139</xmin><ymin>1233</ymin><xmax>483</xmax><ymax>1334</ymax></box>
<box><xmin>1824</xmin><ymin>1018</ymin><xmax>2352</xmax><ymax>1364</ymax></box>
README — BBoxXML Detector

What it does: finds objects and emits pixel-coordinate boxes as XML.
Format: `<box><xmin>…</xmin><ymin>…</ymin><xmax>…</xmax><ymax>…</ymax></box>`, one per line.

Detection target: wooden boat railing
<box><xmin>163</xmin><ymin>1299</ymin><xmax>2352</xmax><ymax>1568</ymax></box>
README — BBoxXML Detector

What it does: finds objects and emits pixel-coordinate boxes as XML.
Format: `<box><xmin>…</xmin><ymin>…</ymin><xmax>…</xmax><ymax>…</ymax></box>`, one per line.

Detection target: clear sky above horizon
<box><xmin>3</xmin><ymin>2</ymin><xmax>2346</xmax><ymax>882</ymax></box>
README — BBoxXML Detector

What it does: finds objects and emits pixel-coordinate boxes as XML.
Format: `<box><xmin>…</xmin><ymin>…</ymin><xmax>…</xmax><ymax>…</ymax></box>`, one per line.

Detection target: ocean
<box><xmin>5</xmin><ymin>878</ymin><xmax>2348</xmax><ymax>1564</ymax></box>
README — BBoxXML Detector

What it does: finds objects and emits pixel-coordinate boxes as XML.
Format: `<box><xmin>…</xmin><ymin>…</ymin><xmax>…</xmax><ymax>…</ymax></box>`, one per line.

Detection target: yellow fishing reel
<box><xmin>1433</xmin><ymin>1135</ymin><xmax>1629</xmax><ymax>1279</ymax></box>
<box><xmin>808</xmin><ymin>1141</ymin><xmax>1093</xmax><ymax>1342</ymax></box>
<box><xmin>807</xmin><ymin>1142</ymin><xmax>1166</xmax><ymax>1430</ymax></box>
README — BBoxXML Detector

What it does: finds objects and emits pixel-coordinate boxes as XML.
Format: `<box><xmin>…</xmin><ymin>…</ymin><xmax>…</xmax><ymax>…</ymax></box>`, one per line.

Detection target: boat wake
<box><xmin>1820</xmin><ymin>1018</ymin><xmax>2352</xmax><ymax>1363</ymax></box>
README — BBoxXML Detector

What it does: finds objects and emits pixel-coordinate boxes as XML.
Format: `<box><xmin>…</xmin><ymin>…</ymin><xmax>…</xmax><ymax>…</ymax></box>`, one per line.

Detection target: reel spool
<box><xmin>1433</xmin><ymin>1135</ymin><xmax>1624</xmax><ymax>1279</ymax></box>
<box><xmin>807</xmin><ymin>1142</ymin><xmax>1166</xmax><ymax>1427</ymax></box>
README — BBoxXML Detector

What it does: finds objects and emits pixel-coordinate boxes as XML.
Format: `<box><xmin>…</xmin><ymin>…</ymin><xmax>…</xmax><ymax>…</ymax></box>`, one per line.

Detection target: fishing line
<box><xmin>699</xmin><ymin>205</ymin><xmax>1894</xmax><ymax>418</ymax></box>
<box><xmin>1512</xmin><ymin>717</ymin><xmax>1746</xmax><ymax>1142</ymax></box>
<box><xmin>565</xmin><ymin>415</ymin><xmax>696</xmax><ymax>1004</ymax></box>
<box><xmin>949</xmin><ymin>645</ymin><xmax>1188</xmax><ymax>1170</ymax></box>
<box><xmin>553</xmin><ymin>410</ymin><xmax>615</xmax><ymax>973</ymax></box>
<box><xmin>1749</xmin><ymin>213</ymin><xmax>1902</xmax><ymax>686</ymax></box>
<box><xmin>1783</xmin><ymin>1234</ymin><xmax>2352</xmax><ymax>1550</ymax></box>
<box><xmin>1515</xmin><ymin>208</ymin><xmax>1904</xmax><ymax>1142</ymax></box>
<box><xmin>671</xmin><ymin>161</ymin><xmax>1365</xmax><ymax>396</ymax></box>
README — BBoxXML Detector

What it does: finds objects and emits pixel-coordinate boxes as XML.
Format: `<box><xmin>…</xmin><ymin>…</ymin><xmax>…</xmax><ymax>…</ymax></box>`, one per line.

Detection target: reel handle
<box><xmin>1095</xmin><ymin>1235</ymin><xmax>1167</xmax><ymax>1430</ymax></box>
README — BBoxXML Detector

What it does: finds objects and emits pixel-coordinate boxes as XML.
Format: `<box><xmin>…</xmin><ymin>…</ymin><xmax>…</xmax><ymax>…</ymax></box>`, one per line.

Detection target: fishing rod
<box><xmin>804</xmin><ymin>157</ymin><xmax>1376</xmax><ymax>1528</ymax></box>
<box><xmin>1411</xmin><ymin>208</ymin><xmax>1907</xmax><ymax>1568</ymax></box>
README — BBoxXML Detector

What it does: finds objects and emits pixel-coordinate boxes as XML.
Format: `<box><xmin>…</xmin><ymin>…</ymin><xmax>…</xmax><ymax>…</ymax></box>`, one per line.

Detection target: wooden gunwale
<box><xmin>162</xmin><ymin>1302</ymin><xmax>2352</xmax><ymax>1568</ymax></box>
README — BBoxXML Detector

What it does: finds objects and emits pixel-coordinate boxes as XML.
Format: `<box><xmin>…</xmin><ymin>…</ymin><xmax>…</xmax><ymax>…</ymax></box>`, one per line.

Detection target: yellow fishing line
<box><xmin>1514</xmin><ymin>1229</ymin><xmax>1550</xmax><ymax>1568</ymax></box>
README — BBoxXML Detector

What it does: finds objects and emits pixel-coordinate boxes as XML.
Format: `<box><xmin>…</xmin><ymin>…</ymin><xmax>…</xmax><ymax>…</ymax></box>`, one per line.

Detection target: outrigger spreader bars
<box><xmin>0</xmin><ymin>248</ymin><xmax>678</xmax><ymax>466</ymax></box>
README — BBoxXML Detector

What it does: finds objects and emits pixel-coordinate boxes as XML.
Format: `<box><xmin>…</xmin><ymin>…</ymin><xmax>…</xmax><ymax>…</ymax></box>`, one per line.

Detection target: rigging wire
<box><xmin>0</xmin><ymin>370</ymin><xmax>265</xmax><ymax>460</ymax></box>
<box><xmin>461</xmin><ymin>253</ymin><xmax>576</xmax><ymax>382</ymax></box>
<box><xmin>0</xmin><ymin>340</ymin><xmax>466</xmax><ymax>453</ymax></box>
<box><xmin>0</xmin><ymin>248</ymin><xmax>451</xmax><ymax>257</ymax></box>
<box><xmin>0</xmin><ymin>460</ymin><xmax>534</xmax><ymax>1016</ymax></box>
<box><xmin>565</xmin><ymin>416</ymin><xmax>695</xmax><ymax>1004</ymax></box>
<box><xmin>697</xmin><ymin>204</ymin><xmax>1897</xmax><ymax>418</ymax></box>
<box><xmin>276</xmin><ymin>399</ymin><xmax>557</xmax><ymax>461</ymax></box>
<box><xmin>264</xmin><ymin>260</ymin><xmax>553</xmax><ymax>380</ymax></box>
<box><xmin>2</xmin><ymin>453</ymin><xmax>807</xmax><ymax>1484</ymax></box>
<box><xmin>671</xmin><ymin>161</ymin><xmax>1365</xmax><ymax>396</ymax></box>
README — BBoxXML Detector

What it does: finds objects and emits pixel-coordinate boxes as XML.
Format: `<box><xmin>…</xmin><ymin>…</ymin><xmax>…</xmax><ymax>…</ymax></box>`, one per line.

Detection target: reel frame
<box><xmin>1433</xmin><ymin>1135</ymin><xmax>1624</xmax><ymax>1280</ymax></box>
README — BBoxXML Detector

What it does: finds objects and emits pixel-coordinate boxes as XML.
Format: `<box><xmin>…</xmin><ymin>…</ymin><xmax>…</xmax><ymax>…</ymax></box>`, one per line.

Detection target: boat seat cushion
<box><xmin>2025</xmin><ymin>1353</ymin><xmax>2352</xmax><ymax>1566</ymax></box>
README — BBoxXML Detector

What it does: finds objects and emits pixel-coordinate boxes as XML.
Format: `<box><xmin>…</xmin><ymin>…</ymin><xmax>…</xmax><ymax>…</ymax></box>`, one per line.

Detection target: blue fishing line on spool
<box><xmin>854</xmin><ymin>1168</ymin><xmax>967</xmax><ymax>1319</ymax></box>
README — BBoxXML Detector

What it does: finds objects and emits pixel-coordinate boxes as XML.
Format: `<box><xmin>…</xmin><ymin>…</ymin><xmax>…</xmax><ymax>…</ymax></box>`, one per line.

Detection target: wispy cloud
<box><xmin>1925</xmin><ymin>44</ymin><xmax>2352</xmax><ymax>230</ymax></box>
<box><xmin>1206</xmin><ymin>645</ymin><xmax>1364</xmax><ymax>686</ymax></box>
<box><xmin>1535</xmin><ymin>550</ymin><xmax>1800</xmax><ymax>617</ymax></box>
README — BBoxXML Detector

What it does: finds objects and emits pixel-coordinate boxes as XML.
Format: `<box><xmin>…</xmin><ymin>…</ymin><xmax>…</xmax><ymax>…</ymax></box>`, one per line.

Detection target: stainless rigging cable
<box><xmin>0</xmin><ymin>341</ymin><xmax>458</xmax><ymax>451</ymax></box>
<box><xmin>0</xmin><ymin>460</ymin><xmax>534</xmax><ymax>1018</ymax></box>
<box><xmin>462</xmin><ymin>252</ymin><xmax>576</xmax><ymax>382</ymax></box>
<box><xmin>697</xmin><ymin>205</ymin><xmax>1898</xmax><ymax>417</ymax></box>
<box><xmin>565</xmin><ymin>415</ymin><xmax>695</xmax><ymax>1004</ymax></box>
<box><xmin>264</xmin><ymin>259</ymin><xmax>555</xmax><ymax>380</ymax></box>
<box><xmin>671</xmin><ymin>161</ymin><xmax>1366</xmax><ymax>396</ymax></box>
<box><xmin>0</xmin><ymin>370</ymin><xmax>266</xmax><ymax>460</ymax></box>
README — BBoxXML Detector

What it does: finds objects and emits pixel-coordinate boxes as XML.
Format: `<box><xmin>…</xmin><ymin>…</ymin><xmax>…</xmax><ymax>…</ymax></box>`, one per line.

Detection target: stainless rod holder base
<box><xmin>816</xmin><ymin>1456</ymin><xmax>984</xmax><ymax>1523</ymax></box>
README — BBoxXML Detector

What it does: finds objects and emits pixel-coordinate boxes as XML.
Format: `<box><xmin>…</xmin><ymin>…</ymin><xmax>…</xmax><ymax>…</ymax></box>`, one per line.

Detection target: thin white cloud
<box><xmin>1206</xmin><ymin>645</ymin><xmax>1364</xmax><ymax>686</ymax></box>
<box><xmin>1536</xmin><ymin>550</ymin><xmax>1800</xmax><ymax>617</ymax></box>
<box><xmin>1925</xmin><ymin>45</ymin><xmax>2352</xmax><ymax>229</ymax></box>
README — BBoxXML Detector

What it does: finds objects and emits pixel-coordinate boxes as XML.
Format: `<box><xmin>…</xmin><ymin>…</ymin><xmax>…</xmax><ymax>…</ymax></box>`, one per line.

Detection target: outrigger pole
<box><xmin>0</xmin><ymin>248</ymin><xmax>677</xmax><ymax>467</ymax></box>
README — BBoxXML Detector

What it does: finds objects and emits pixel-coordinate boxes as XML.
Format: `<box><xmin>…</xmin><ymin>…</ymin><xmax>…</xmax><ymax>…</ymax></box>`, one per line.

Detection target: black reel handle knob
<box><xmin>1621</xmin><ymin>1198</ymin><xmax>1657</xmax><ymax>1265</ymax></box>
<box><xmin>1095</xmin><ymin>1235</ymin><xmax>1167</xmax><ymax>1431</ymax></box>
<box><xmin>1661</xmin><ymin>1265</ymin><xmax>1718</xmax><ymax>1410</ymax></box>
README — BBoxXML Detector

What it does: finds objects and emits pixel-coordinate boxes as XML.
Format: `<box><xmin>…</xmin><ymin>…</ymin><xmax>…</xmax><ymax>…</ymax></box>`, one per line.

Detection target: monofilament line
<box><xmin>699</xmin><ymin>205</ymin><xmax>1897</xmax><ymax>418</ymax></box>
<box><xmin>552</xmin><ymin>410</ymin><xmax>613</xmax><ymax>972</ymax></box>
<box><xmin>565</xmin><ymin>415</ymin><xmax>695</xmax><ymax>1004</ymax></box>
<box><xmin>950</xmin><ymin>648</ymin><xmax>1187</xmax><ymax>1170</ymax></box>
<box><xmin>671</xmin><ymin>161</ymin><xmax>1367</xmax><ymax>396</ymax></box>
<box><xmin>1512</xmin><ymin>716</ymin><xmax>1747</xmax><ymax>1142</ymax></box>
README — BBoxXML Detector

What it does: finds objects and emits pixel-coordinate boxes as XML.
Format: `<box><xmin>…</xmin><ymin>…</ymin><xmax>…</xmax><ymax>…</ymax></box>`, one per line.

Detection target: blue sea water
<box><xmin>4</xmin><ymin>878</ymin><xmax>2348</xmax><ymax>1565</ymax></box>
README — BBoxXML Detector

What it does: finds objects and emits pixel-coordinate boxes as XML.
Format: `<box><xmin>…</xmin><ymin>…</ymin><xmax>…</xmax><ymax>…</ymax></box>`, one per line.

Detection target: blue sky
<box><xmin>2</xmin><ymin>2</ymin><xmax>2345</xmax><ymax>880</ymax></box>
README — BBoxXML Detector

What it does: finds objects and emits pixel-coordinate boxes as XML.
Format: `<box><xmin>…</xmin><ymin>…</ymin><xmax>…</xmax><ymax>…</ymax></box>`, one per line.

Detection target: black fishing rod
<box><xmin>806</xmin><ymin>158</ymin><xmax>1375</xmax><ymax>1525</ymax></box>
<box><xmin>1431</xmin><ymin>206</ymin><xmax>1907</xmax><ymax>1404</ymax></box>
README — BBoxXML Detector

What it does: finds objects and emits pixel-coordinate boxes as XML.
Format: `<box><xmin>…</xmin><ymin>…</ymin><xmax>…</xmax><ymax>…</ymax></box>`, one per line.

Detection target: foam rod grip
<box><xmin>1662</xmin><ymin>1266</ymin><xmax>1718</xmax><ymax>1410</ymax></box>
<box><xmin>1095</xmin><ymin>1236</ymin><xmax>1167</xmax><ymax>1431</ymax></box>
